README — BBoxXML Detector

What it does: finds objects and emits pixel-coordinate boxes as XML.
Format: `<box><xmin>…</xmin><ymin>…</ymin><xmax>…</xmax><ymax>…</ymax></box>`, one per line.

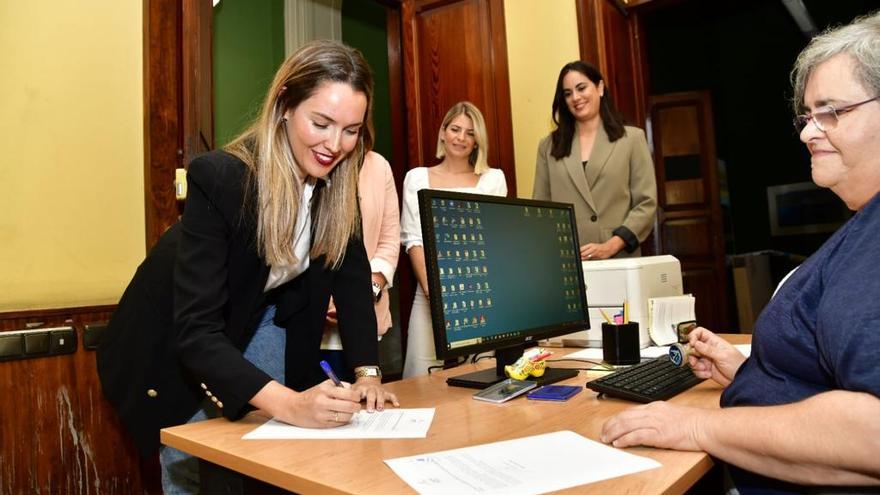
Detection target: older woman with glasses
<box><xmin>601</xmin><ymin>11</ymin><xmax>880</xmax><ymax>494</ymax></box>
<box><xmin>794</xmin><ymin>95</ymin><xmax>879</xmax><ymax>134</ymax></box>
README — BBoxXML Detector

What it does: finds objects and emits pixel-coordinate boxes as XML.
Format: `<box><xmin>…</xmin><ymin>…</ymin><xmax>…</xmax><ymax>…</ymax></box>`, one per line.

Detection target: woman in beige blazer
<box><xmin>533</xmin><ymin>61</ymin><xmax>657</xmax><ymax>260</ymax></box>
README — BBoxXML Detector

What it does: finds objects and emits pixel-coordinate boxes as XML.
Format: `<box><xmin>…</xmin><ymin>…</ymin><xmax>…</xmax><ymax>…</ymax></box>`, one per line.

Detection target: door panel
<box><xmin>144</xmin><ymin>0</ymin><xmax>184</xmax><ymax>250</ymax></box>
<box><xmin>660</xmin><ymin>215</ymin><xmax>712</xmax><ymax>258</ymax></box>
<box><xmin>0</xmin><ymin>307</ymin><xmax>160</xmax><ymax>494</ymax></box>
<box><xmin>650</xmin><ymin>92</ymin><xmax>729</xmax><ymax>331</ymax></box>
<box><xmin>665</xmin><ymin>179</ymin><xmax>705</xmax><ymax>206</ymax></box>
<box><xmin>402</xmin><ymin>0</ymin><xmax>515</xmax><ymax>193</ymax></box>
<box><xmin>183</xmin><ymin>0</ymin><xmax>215</xmax><ymax>165</ymax></box>
<box><xmin>576</xmin><ymin>0</ymin><xmax>648</xmax><ymax>126</ymax></box>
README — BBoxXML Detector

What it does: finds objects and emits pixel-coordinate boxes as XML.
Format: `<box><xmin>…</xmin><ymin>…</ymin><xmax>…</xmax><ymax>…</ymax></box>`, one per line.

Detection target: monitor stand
<box><xmin>446</xmin><ymin>345</ymin><xmax>579</xmax><ymax>389</ymax></box>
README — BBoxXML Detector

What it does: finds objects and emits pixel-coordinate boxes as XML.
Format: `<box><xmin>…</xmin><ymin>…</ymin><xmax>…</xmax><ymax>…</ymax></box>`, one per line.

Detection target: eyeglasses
<box><xmin>794</xmin><ymin>95</ymin><xmax>880</xmax><ymax>133</ymax></box>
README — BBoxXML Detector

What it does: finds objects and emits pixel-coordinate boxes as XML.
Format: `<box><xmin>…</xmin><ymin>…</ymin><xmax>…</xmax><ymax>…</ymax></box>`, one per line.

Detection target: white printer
<box><xmin>546</xmin><ymin>255</ymin><xmax>684</xmax><ymax>348</ymax></box>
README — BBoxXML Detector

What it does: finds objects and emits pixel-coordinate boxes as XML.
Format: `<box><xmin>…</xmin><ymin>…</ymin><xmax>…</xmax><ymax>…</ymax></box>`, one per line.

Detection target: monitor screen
<box><xmin>418</xmin><ymin>190</ymin><xmax>590</xmax><ymax>388</ymax></box>
<box><xmin>767</xmin><ymin>181</ymin><xmax>852</xmax><ymax>236</ymax></box>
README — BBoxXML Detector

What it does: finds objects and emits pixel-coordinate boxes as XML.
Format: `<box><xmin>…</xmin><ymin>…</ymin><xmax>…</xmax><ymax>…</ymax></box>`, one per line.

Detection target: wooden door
<box><xmin>576</xmin><ymin>0</ymin><xmax>649</xmax><ymax>127</ymax></box>
<box><xmin>183</xmin><ymin>0</ymin><xmax>215</xmax><ymax>165</ymax></box>
<box><xmin>144</xmin><ymin>0</ymin><xmax>213</xmax><ymax>249</ymax></box>
<box><xmin>649</xmin><ymin>91</ymin><xmax>729</xmax><ymax>331</ymax></box>
<box><xmin>400</xmin><ymin>0</ymin><xmax>515</xmax><ymax>192</ymax></box>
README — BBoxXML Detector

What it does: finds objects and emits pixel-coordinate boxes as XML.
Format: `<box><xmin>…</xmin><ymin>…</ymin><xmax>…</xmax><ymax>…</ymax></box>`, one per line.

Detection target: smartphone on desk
<box><xmin>473</xmin><ymin>379</ymin><xmax>537</xmax><ymax>403</ymax></box>
<box><xmin>527</xmin><ymin>385</ymin><xmax>582</xmax><ymax>402</ymax></box>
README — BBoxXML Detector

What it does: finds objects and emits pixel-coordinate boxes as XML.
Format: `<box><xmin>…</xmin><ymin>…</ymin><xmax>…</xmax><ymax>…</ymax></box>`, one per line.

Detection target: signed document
<box><xmin>243</xmin><ymin>408</ymin><xmax>435</xmax><ymax>440</ymax></box>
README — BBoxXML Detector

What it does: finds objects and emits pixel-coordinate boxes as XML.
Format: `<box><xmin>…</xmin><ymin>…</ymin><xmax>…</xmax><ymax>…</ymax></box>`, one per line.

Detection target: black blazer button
<box><xmin>590</xmin><ymin>215</ymin><xmax>598</xmax><ymax>222</ymax></box>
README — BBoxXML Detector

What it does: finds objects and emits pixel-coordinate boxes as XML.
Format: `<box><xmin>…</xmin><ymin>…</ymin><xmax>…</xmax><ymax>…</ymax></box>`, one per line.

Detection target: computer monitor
<box><xmin>418</xmin><ymin>189</ymin><xmax>590</xmax><ymax>388</ymax></box>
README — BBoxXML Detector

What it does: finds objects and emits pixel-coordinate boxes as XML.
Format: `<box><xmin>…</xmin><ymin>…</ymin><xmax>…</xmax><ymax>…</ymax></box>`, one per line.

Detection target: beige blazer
<box><xmin>533</xmin><ymin>125</ymin><xmax>657</xmax><ymax>258</ymax></box>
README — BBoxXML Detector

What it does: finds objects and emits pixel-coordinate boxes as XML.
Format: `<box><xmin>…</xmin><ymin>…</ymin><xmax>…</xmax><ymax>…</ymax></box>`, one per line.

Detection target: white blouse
<box><xmin>400</xmin><ymin>167</ymin><xmax>507</xmax><ymax>251</ymax></box>
<box><xmin>263</xmin><ymin>181</ymin><xmax>316</xmax><ymax>291</ymax></box>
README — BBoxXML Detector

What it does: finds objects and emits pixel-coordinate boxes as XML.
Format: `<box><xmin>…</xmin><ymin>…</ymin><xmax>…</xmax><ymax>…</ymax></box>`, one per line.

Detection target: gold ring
<box><xmin>587</xmin><ymin>254</ymin><xmax>593</xmax><ymax>259</ymax></box>
<box><xmin>333</xmin><ymin>411</ymin><xmax>339</xmax><ymax>422</ymax></box>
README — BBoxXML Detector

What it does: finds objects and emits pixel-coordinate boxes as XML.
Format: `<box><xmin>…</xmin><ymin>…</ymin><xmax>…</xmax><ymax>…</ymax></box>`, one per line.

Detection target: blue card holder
<box><xmin>526</xmin><ymin>385</ymin><xmax>582</xmax><ymax>401</ymax></box>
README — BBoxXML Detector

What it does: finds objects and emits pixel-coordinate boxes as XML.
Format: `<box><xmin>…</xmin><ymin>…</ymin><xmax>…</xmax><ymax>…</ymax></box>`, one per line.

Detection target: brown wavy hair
<box><xmin>550</xmin><ymin>61</ymin><xmax>626</xmax><ymax>160</ymax></box>
<box><xmin>225</xmin><ymin>40</ymin><xmax>374</xmax><ymax>269</ymax></box>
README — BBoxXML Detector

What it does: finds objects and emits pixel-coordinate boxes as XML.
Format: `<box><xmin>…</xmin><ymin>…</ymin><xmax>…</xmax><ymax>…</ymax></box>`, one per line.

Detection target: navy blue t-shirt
<box><xmin>720</xmin><ymin>192</ymin><xmax>880</xmax><ymax>494</ymax></box>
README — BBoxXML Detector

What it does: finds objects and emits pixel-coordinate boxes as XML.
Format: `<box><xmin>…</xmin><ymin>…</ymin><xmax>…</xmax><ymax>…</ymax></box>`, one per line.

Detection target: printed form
<box><xmin>243</xmin><ymin>408</ymin><xmax>435</xmax><ymax>440</ymax></box>
<box><xmin>384</xmin><ymin>430</ymin><xmax>660</xmax><ymax>495</ymax></box>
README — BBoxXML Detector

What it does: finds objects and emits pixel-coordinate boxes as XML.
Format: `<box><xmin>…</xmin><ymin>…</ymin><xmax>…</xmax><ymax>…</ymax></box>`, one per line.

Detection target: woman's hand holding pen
<box><xmin>251</xmin><ymin>379</ymin><xmax>362</xmax><ymax>428</ymax></box>
<box><xmin>294</xmin><ymin>380</ymin><xmax>364</xmax><ymax>426</ymax></box>
<box><xmin>686</xmin><ymin>327</ymin><xmax>747</xmax><ymax>388</ymax></box>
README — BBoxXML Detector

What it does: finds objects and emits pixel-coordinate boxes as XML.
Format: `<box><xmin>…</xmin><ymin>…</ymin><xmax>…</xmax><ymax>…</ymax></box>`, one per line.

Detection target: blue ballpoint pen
<box><xmin>319</xmin><ymin>360</ymin><xmax>343</xmax><ymax>387</ymax></box>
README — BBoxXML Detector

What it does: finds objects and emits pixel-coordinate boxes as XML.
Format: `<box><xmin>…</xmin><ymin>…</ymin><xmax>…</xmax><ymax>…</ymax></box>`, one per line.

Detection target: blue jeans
<box><xmin>159</xmin><ymin>305</ymin><xmax>285</xmax><ymax>495</ymax></box>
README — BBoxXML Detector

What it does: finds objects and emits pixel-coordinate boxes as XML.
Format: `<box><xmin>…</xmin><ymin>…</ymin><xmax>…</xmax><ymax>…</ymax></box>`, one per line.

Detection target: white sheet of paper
<box><xmin>384</xmin><ymin>430</ymin><xmax>660</xmax><ymax>495</ymax></box>
<box><xmin>242</xmin><ymin>408</ymin><xmax>435</xmax><ymax>439</ymax></box>
<box><xmin>565</xmin><ymin>347</ymin><xmax>604</xmax><ymax>360</ymax></box>
<box><xmin>639</xmin><ymin>345</ymin><xmax>671</xmax><ymax>358</ymax></box>
<box><xmin>648</xmin><ymin>295</ymin><xmax>696</xmax><ymax>346</ymax></box>
<box><xmin>566</xmin><ymin>346</ymin><xmax>669</xmax><ymax>361</ymax></box>
<box><xmin>735</xmin><ymin>344</ymin><xmax>751</xmax><ymax>357</ymax></box>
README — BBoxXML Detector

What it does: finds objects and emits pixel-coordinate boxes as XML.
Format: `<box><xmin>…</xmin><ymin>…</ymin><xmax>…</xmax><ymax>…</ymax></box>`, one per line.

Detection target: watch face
<box><xmin>356</xmin><ymin>367</ymin><xmax>381</xmax><ymax>378</ymax></box>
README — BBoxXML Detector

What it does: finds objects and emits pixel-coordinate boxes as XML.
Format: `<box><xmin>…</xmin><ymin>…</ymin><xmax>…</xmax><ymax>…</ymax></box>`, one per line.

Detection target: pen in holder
<box><xmin>602</xmin><ymin>321</ymin><xmax>640</xmax><ymax>365</ymax></box>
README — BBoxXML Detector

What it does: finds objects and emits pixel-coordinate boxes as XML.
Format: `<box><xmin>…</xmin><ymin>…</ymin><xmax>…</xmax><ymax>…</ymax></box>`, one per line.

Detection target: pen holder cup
<box><xmin>602</xmin><ymin>322</ymin><xmax>640</xmax><ymax>365</ymax></box>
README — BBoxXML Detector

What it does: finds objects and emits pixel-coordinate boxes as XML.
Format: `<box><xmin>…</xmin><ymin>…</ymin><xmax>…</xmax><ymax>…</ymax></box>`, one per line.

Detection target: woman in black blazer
<box><xmin>97</xmin><ymin>40</ymin><xmax>398</xmax><ymax>492</ymax></box>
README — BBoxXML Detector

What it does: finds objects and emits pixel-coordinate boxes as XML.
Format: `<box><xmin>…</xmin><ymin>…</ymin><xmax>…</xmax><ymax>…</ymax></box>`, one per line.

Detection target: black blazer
<box><xmin>97</xmin><ymin>151</ymin><xmax>378</xmax><ymax>456</ymax></box>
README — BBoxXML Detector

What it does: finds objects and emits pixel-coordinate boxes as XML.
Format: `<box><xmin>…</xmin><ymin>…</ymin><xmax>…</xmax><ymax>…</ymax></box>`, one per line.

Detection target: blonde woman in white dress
<box><xmin>399</xmin><ymin>101</ymin><xmax>507</xmax><ymax>378</ymax></box>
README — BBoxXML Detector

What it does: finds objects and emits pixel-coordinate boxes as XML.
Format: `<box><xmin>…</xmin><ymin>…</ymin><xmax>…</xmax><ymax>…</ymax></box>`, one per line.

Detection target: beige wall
<box><xmin>0</xmin><ymin>1</ymin><xmax>144</xmax><ymax>311</ymax></box>
<box><xmin>0</xmin><ymin>0</ymin><xmax>573</xmax><ymax>311</ymax></box>
<box><xmin>504</xmin><ymin>0</ymin><xmax>580</xmax><ymax>198</ymax></box>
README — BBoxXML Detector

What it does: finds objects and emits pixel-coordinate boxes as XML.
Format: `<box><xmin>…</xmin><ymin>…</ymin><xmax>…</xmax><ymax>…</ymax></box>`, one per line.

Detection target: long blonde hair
<box><xmin>226</xmin><ymin>40</ymin><xmax>374</xmax><ymax>269</ymax></box>
<box><xmin>434</xmin><ymin>101</ymin><xmax>490</xmax><ymax>174</ymax></box>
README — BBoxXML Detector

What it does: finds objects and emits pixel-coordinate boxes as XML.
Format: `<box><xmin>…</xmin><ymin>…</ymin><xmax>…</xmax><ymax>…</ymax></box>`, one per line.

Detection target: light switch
<box><xmin>175</xmin><ymin>168</ymin><xmax>187</xmax><ymax>200</ymax></box>
<box><xmin>83</xmin><ymin>323</ymin><xmax>107</xmax><ymax>350</ymax></box>
<box><xmin>49</xmin><ymin>327</ymin><xmax>77</xmax><ymax>355</ymax></box>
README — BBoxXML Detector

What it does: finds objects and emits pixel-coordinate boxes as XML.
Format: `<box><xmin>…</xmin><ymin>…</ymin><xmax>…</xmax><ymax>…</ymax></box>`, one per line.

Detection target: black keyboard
<box><xmin>585</xmin><ymin>356</ymin><xmax>704</xmax><ymax>403</ymax></box>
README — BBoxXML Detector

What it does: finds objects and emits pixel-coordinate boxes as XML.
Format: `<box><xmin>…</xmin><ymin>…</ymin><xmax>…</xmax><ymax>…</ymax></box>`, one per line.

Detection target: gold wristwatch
<box><xmin>354</xmin><ymin>366</ymin><xmax>382</xmax><ymax>379</ymax></box>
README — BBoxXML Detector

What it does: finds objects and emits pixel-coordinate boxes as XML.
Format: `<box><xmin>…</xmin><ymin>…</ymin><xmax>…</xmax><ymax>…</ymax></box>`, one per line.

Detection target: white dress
<box><xmin>400</xmin><ymin>167</ymin><xmax>508</xmax><ymax>378</ymax></box>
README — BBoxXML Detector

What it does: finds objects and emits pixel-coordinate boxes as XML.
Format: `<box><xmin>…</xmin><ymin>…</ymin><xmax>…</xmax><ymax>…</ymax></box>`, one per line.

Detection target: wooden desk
<box><xmin>162</xmin><ymin>335</ymin><xmax>749</xmax><ymax>494</ymax></box>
